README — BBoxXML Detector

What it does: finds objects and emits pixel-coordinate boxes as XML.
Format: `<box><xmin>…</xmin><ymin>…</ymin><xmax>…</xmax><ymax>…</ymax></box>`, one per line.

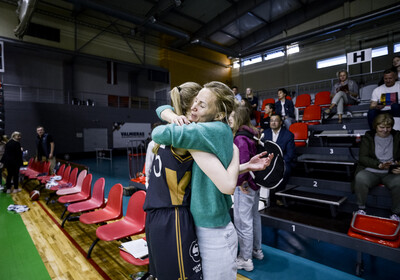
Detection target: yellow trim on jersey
<box><xmin>175</xmin><ymin>208</ymin><xmax>187</xmax><ymax>280</ymax></box>
<box><xmin>170</xmin><ymin>146</ymin><xmax>193</xmax><ymax>163</ymax></box>
<box><xmin>166</xmin><ymin>168</ymin><xmax>191</xmax><ymax>205</ymax></box>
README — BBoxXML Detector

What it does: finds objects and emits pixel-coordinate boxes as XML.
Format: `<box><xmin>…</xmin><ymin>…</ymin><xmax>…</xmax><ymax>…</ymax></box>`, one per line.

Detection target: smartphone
<box><xmin>389</xmin><ymin>164</ymin><xmax>400</xmax><ymax>173</ymax></box>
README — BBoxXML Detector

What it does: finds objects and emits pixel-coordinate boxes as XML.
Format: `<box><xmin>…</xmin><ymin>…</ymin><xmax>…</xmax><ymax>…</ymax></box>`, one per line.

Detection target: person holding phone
<box><xmin>353</xmin><ymin>113</ymin><xmax>400</xmax><ymax>221</ymax></box>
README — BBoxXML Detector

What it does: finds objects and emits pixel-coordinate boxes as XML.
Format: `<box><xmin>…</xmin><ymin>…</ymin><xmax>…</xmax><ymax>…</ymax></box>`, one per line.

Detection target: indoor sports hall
<box><xmin>1</xmin><ymin>0</ymin><xmax>400</xmax><ymax>279</ymax></box>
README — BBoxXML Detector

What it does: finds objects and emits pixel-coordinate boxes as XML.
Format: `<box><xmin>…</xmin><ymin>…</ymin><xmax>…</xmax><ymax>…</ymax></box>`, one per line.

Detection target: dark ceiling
<box><xmin>5</xmin><ymin>0</ymin><xmax>400</xmax><ymax>59</ymax></box>
<box><xmin>62</xmin><ymin>0</ymin><xmax>353</xmax><ymax>57</ymax></box>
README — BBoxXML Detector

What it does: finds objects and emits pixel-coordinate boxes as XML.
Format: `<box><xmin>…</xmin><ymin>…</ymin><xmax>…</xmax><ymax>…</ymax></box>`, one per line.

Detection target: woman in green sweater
<box><xmin>152</xmin><ymin>81</ymin><xmax>270</xmax><ymax>279</ymax></box>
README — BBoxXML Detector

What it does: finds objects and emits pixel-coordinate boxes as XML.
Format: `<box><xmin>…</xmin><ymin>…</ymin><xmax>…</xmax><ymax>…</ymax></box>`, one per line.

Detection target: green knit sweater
<box><xmin>152</xmin><ymin>109</ymin><xmax>234</xmax><ymax>228</ymax></box>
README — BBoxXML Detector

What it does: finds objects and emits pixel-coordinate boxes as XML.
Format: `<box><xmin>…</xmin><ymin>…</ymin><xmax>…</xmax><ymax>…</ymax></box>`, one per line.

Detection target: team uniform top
<box><xmin>143</xmin><ymin>145</ymin><xmax>194</xmax><ymax>211</ymax></box>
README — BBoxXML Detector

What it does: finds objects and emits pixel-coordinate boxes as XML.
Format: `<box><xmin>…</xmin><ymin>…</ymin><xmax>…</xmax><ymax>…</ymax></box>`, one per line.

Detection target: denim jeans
<box><xmin>196</xmin><ymin>222</ymin><xmax>238</xmax><ymax>280</ymax></box>
<box><xmin>234</xmin><ymin>187</ymin><xmax>262</xmax><ymax>260</ymax></box>
<box><xmin>331</xmin><ymin>90</ymin><xmax>348</xmax><ymax>114</ymax></box>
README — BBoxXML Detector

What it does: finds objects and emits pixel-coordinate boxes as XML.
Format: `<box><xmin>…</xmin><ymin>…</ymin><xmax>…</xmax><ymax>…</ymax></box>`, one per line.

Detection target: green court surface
<box><xmin>0</xmin><ymin>192</ymin><xmax>51</xmax><ymax>280</ymax></box>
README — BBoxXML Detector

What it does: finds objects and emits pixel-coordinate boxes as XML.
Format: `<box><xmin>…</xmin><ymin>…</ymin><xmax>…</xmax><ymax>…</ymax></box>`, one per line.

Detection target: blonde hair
<box><xmin>231</xmin><ymin>105</ymin><xmax>258</xmax><ymax>136</ymax></box>
<box><xmin>11</xmin><ymin>131</ymin><xmax>21</xmax><ymax>140</ymax></box>
<box><xmin>170</xmin><ymin>82</ymin><xmax>202</xmax><ymax>116</ymax></box>
<box><xmin>203</xmin><ymin>81</ymin><xmax>236</xmax><ymax>124</ymax></box>
<box><xmin>336</xmin><ymin>69</ymin><xmax>348</xmax><ymax>79</ymax></box>
<box><xmin>153</xmin><ymin>82</ymin><xmax>202</xmax><ymax>154</ymax></box>
<box><xmin>373</xmin><ymin>113</ymin><xmax>394</xmax><ymax>129</ymax></box>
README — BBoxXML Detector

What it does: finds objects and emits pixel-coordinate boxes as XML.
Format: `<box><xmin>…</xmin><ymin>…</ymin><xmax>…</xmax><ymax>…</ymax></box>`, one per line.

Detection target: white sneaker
<box><xmin>390</xmin><ymin>214</ymin><xmax>400</xmax><ymax>221</ymax></box>
<box><xmin>356</xmin><ymin>209</ymin><xmax>366</xmax><ymax>215</ymax></box>
<box><xmin>236</xmin><ymin>256</ymin><xmax>254</xmax><ymax>272</ymax></box>
<box><xmin>252</xmin><ymin>249</ymin><xmax>264</xmax><ymax>260</ymax></box>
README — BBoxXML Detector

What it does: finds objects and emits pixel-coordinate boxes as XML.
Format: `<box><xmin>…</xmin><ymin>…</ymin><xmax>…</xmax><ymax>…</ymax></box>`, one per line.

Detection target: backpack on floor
<box><xmin>235</xmin><ymin>131</ymin><xmax>285</xmax><ymax>189</ymax></box>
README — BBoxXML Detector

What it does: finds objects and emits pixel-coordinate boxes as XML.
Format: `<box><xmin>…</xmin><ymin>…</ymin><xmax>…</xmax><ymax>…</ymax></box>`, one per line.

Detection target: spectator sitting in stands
<box><xmin>260</xmin><ymin>103</ymin><xmax>275</xmax><ymax>132</ymax></box>
<box><xmin>353</xmin><ymin>113</ymin><xmax>400</xmax><ymax>221</ymax></box>
<box><xmin>263</xmin><ymin>114</ymin><xmax>296</xmax><ymax>206</ymax></box>
<box><xmin>378</xmin><ymin>56</ymin><xmax>400</xmax><ymax>86</ymax></box>
<box><xmin>324</xmin><ymin>70</ymin><xmax>359</xmax><ymax>124</ymax></box>
<box><xmin>275</xmin><ymin>88</ymin><xmax>295</xmax><ymax>128</ymax></box>
<box><xmin>232</xmin><ymin>86</ymin><xmax>242</xmax><ymax>102</ymax></box>
<box><xmin>367</xmin><ymin>69</ymin><xmax>400</xmax><ymax>129</ymax></box>
<box><xmin>246</xmin><ymin>88</ymin><xmax>259</xmax><ymax>126</ymax></box>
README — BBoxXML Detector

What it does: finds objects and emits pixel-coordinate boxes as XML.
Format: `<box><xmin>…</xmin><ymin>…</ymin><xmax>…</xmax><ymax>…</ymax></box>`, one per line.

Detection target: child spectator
<box><xmin>229</xmin><ymin>105</ymin><xmax>264</xmax><ymax>272</ymax></box>
<box><xmin>260</xmin><ymin>103</ymin><xmax>275</xmax><ymax>131</ymax></box>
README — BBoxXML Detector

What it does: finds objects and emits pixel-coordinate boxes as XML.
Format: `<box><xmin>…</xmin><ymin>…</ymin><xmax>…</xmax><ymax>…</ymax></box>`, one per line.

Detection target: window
<box><xmin>264</xmin><ymin>49</ymin><xmax>284</xmax><ymax>60</ymax></box>
<box><xmin>233</xmin><ymin>61</ymin><xmax>240</xmax><ymax>69</ymax></box>
<box><xmin>0</xmin><ymin>41</ymin><xmax>4</xmax><ymax>73</ymax></box>
<box><xmin>243</xmin><ymin>56</ymin><xmax>262</xmax><ymax>66</ymax></box>
<box><xmin>371</xmin><ymin>46</ymin><xmax>388</xmax><ymax>58</ymax></box>
<box><xmin>394</xmin><ymin>42</ymin><xmax>400</xmax><ymax>53</ymax></box>
<box><xmin>287</xmin><ymin>44</ymin><xmax>299</xmax><ymax>55</ymax></box>
<box><xmin>317</xmin><ymin>55</ymin><xmax>346</xmax><ymax>69</ymax></box>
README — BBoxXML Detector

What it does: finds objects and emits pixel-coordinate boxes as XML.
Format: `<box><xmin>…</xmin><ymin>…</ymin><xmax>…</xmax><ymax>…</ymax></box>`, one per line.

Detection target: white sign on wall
<box><xmin>347</xmin><ymin>48</ymin><xmax>372</xmax><ymax>65</ymax></box>
<box><xmin>112</xmin><ymin>122</ymin><xmax>151</xmax><ymax>148</ymax></box>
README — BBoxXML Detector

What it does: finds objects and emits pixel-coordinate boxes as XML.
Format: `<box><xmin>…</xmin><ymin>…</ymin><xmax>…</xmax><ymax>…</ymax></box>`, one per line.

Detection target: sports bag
<box><xmin>235</xmin><ymin>130</ymin><xmax>284</xmax><ymax>189</ymax></box>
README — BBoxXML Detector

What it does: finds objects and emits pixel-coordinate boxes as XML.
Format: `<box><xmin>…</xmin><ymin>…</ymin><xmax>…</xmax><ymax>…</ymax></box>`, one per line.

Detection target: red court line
<box><xmin>37</xmin><ymin>200</ymin><xmax>112</xmax><ymax>280</ymax></box>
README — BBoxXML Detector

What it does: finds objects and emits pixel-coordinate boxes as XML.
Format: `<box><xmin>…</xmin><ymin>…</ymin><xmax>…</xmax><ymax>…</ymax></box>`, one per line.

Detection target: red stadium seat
<box><xmin>57</xmin><ymin>169</ymin><xmax>88</xmax><ymax>196</ymax></box>
<box><xmin>79</xmin><ymin>183</ymin><xmax>124</xmax><ymax>258</ymax></box>
<box><xmin>289</xmin><ymin>122</ymin><xmax>309</xmax><ymax>147</ymax></box>
<box><xmin>294</xmin><ymin>94</ymin><xmax>311</xmax><ymax>120</ymax></box>
<box><xmin>302</xmin><ymin>104</ymin><xmax>322</xmax><ymax>125</ymax></box>
<box><xmin>261</xmin><ymin>98</ymin><xmax>275</xmax><ymax>111</ymax></box>
<box><xmin>314</xmin><ymin>91</ymin><xmax>331</xmax><ymax>108</ymax></box>
<box><xmin>90</xmin><ymin>191</ymin><xmax>147</xmax><ymax>258</ymax></box>
<box><xmin>61</xmin><ymin>177</ymin><xmax>105</xmax><ymax>228</ymax></box>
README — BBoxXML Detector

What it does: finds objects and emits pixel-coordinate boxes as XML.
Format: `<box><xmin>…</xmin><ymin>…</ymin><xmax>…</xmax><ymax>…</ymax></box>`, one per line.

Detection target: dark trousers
<box><xmin>367</xmin><ymin>103</ymin><xmax>400</xmax><ymax>129</ymax></box>
<box><xmin>6</xmin><ymin>165</ymin><xmax>20</xmax><ymax>191</ymax></box>
<box><xmin>270</xmin><ymin>164</ymin><xmax>292</xmax><ymax>204</ymax></box>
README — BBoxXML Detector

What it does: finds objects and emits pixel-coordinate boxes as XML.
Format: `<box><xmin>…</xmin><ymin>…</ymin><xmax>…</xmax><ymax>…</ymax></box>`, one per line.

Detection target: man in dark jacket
<box><xmin>36</xmin><ymin>126</ymin><xmax>55</xmax><ymax>174</ymax></box>
<box><xmin>275</xmin><ymin>88</ymin><xmax>295</xmax><ymax>128</ymax></box>
<box><xmin>263</xmin><ymin>114</ymin><xmax>296</xmax><ymax>205</ymax></box>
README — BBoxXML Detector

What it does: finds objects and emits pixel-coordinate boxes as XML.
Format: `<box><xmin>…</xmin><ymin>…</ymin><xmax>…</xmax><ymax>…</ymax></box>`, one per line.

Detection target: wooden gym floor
<box><xmin>11</xmin><ymin>181</ymin><xmax>249</xmax><ymax>280</ymax></box>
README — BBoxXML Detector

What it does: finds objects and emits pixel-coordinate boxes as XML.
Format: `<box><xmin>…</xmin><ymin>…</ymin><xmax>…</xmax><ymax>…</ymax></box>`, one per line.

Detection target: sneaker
<box><xmin>236</xmin><ymin>256</ymin><xmax>254</xmax><ymax>272</ymax></box>
<box><xmin>356</xmin><ymin>209</ymin><xmax>366</xmax><ymax>215</ymax></box>
<box><xmin>390</xmin><ymin>214</ymin><xmax>400</xmax><ymax>221</ymax></box>
<box><xmin>6</xmin><ymin>189</ymin><xmax>11</xmax><ymax>194</ymax></box>
<box><xmin>252</xmin><ymin>249</ymin><xmax>264</xmax><ymax>260</ymax></box>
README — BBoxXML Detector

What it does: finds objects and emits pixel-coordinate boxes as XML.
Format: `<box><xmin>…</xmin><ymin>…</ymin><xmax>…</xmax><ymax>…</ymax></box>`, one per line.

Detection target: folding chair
<box><xmin>88</xmin><ymin>190</ymin><xmax>147</xmax><ymax>258</ymax></box>
<box><xmin>79</xmin><ymin>183</ymin><xmax>124</xmax><ymax>258</ymax></box>
<box><xmin>314</xmin><ymin>91</ymin><xmax>331</xmax><ymax>108</ymax></box>
<box><xmin>61</xmin><ymin>177</ymin><xmax>105</xmax><ymax>227</ymax></box>
<box><xmin>294</xmin><ymin>94</ymin><xmax>311</xmax><ymax>120</ymax></box>
<box><xmin>289</xmin><ymin>122</ymin><xmax>309</xmax><ymax>147</ymax></box>
<box><xmin>302</xmin><ymin>104</ymin><xmax>322</xmax><ymax>125</ymax></box>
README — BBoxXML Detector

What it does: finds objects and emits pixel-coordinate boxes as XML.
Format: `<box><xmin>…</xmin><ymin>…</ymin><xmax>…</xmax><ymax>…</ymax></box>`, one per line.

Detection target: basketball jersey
<box><xmin>144</xmin><ymin>145</ymin><xmax>202</xmax><ymax>280</ymax></box>
<box><xmin>143</xmin><ymin>145</ymin><xmax>194</xmax><ymax>210</ymax></box>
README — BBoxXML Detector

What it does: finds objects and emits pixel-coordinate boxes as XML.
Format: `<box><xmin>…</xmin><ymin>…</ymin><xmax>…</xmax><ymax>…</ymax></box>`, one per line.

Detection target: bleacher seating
<box><xmin>302</xmin><ymin>104</ymin><xmax>322</xmax><ymax>125</ymax></box>
<box><xmin>261</xmin><ymin>98</ymin><xmax>275</xmax><ymax>111</ymax></box>
<box><xmin>314</xmin><ymin>91</ymin><xmax>331</xmax><ymax>108</ymax></box>
<box><xmin>294</xmin><ymin>93</ymin><xmax>311</xmax><ymax>120</ymax></box>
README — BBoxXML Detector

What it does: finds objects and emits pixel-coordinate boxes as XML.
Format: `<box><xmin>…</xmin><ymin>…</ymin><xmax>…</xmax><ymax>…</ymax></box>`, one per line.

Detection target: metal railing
<box><xmin>255</xmin><ymin>71</ymin><xmax>383</xmax><ymax>103</ymax></box>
